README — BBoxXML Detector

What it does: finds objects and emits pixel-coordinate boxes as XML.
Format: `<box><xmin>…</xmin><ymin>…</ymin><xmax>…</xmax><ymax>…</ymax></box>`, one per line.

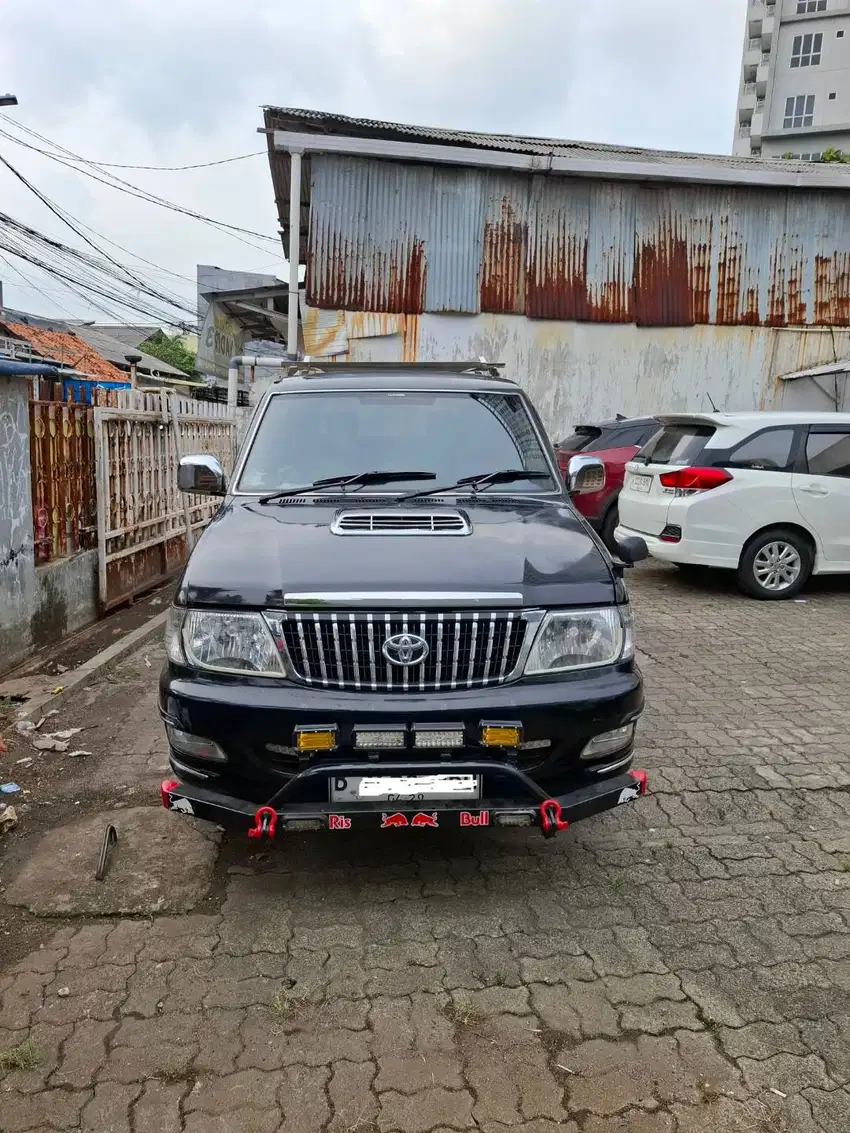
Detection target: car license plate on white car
<box><xmin>330</xmin><ymin>774</ymin><xmax>481</xmax><ymax>803</ymax></box>
<box><xmin>630</xmin><ymin>474</ymin><xmax>653</xmax><ymax>493</ymax></box>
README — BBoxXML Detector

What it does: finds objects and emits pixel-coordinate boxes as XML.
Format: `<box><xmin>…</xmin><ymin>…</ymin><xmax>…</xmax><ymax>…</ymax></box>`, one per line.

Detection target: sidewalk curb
<box><xmin>17</xmin><ymin>610</ymin><xmax>167</xmax><ymax>721</ymax></box>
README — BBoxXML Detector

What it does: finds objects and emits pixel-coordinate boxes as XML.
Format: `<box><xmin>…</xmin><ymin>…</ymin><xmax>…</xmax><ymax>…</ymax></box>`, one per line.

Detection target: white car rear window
<box><xmin>635</xmin><ymin>424</ymin><xmax>715</xmax><ymax>467</ymax></box>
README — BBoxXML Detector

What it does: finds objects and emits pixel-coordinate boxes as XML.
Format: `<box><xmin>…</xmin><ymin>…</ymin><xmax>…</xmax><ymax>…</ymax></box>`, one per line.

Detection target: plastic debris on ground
<box><xmin>1</xmin><ymin>782</ymin><xmax>21</xmax><ymax>793</ymax></box>
<box><xmin>0</xmin><ymin>805</ymin><xmax>18</xmax><ymax>833</ymax></box>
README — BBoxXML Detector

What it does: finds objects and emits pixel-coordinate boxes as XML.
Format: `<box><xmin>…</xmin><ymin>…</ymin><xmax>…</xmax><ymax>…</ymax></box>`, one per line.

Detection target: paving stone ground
<box><xmin>2</xmin><ymin>562</ymin><xmax>850</xmax><ymax>1132</ymax></box>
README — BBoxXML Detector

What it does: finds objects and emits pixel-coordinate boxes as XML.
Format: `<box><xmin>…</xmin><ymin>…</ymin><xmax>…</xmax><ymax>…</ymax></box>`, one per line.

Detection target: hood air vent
<box><xmin>331</xmin><ymin>509</ymin><xmax>471</xmax><ymax>536</ymax></box>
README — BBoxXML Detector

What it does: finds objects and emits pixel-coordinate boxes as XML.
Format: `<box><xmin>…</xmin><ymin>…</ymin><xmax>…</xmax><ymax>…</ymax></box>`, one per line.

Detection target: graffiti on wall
<box><xmin>0</xmin><ymin>379</ymin><xmax>34</xmax><ymax>620</ymax></box>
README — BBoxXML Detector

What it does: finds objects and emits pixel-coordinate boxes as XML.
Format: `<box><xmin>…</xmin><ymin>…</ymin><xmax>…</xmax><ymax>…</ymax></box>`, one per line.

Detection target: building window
<box><xmin>797</xmin><ymin>0</ymin><xmax>827</xmax><ymax>12</ymax></box>
<box><xmin>784</xmin><ymin>94</ymin><xmax>815</xmax><ymax>128</ymax></box>
<box><xmin>791</xmin><ymin>32</ymin><xmax>823</xmax><ymax>66</ymax></box>
<box><xmin>838</xmin><ymin>29</ymin><xmax>845</xmax><ymax>38</ymax></box>
<box><xmin>830</xmin><ymin>91</ymin><xmax>837</xmax><ymax>99</ymax></box>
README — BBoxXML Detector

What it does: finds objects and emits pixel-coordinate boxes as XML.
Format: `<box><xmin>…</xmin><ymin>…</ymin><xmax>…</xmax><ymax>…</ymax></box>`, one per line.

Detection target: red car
<box><xmin>556</xmin><ymin>416</ymin><xmax>660</xmax><ymax>550</ymax></box>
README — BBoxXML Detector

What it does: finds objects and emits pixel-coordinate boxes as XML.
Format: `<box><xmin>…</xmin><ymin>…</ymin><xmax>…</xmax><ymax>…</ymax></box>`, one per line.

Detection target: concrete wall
<box><xmin>0</xmin><ymin>375</ymin><xmax>35</xmax><ymax>668</ymax></box>
<box><xmin>0</xmin><ymin>375</ymin><xmax>100</xmax><ymax>674</ymax></box>
<box><xmin>332</xmin><ymin>311</ymin><xmax>850</xmax><ymax>437</ymax></box>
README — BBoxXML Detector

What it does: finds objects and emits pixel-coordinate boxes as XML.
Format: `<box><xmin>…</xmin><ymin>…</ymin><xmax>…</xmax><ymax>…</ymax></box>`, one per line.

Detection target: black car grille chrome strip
<box><xmin>275</xmin><ymin>609</ymin><xmax>531</xmax><ymax>692</ymax></box>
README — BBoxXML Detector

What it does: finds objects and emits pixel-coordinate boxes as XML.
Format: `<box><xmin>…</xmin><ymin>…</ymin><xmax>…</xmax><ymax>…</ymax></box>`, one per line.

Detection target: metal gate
<box><xmin>94</xmin><ymin>390</ymin><xmax>237</xmax><ymax>609</ymax></box>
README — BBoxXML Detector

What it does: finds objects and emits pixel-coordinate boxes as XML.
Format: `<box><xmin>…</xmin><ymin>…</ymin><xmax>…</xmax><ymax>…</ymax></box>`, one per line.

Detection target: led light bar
<box><xmin>354</xmin><ymin>729</ymin><xmax>407</xmax><ymax>749</ymax></box>
<box><xmin>413</xmin><ymin>726</ymin><xmax>465</xmax><ymax>749</ymax></box>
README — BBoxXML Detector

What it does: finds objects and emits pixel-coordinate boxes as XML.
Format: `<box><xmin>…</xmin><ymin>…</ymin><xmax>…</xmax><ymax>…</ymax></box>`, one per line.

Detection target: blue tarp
<box><xmin>0</xmin><ymin>358</ymin><xmax>59</xmax><ymax>376</ymax></box>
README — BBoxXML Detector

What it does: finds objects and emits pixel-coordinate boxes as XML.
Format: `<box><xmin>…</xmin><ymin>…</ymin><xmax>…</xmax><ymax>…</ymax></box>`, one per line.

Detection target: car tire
<box><xmin>601</xmin><ymin>505</ymin><xmax>619</xmax><ymax>553</ymax></box>
<box><xmin>736</xmin><ymin>528</ymin><xmax>813</xmax><ymax>601</ymax></box>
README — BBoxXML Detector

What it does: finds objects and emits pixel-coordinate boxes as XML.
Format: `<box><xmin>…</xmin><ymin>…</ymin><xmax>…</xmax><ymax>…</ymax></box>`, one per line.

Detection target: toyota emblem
<box><xmin>382</xmin><ymin>632</ymin><xmax>430</xmax><ymax>667</ymax></box>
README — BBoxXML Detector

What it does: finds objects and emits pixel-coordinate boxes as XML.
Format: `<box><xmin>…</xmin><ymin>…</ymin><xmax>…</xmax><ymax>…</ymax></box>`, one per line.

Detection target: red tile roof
<box><xmin>0</xmin><ymin>321</ymin><xmax>126</xmax><ymax>382</ymax></box>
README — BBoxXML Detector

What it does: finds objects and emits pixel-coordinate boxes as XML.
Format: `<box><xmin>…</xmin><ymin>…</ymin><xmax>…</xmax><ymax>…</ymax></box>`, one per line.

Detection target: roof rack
<box><xmin>275</xmin><ymin>360</ymin><xmax>509</xmax><ymax>381</ymax></box>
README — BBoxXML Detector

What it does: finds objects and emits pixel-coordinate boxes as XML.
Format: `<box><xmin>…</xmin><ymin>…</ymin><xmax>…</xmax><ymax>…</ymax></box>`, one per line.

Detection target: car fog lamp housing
<box><xmin>580</xmin><ymin>723</ymin><xmax>636</xmax><ymax>761</ymax></box>
<box><xmin>166</xmin><ymin>726</ymin><xmax>228</xmax><ymax>763</ymax></box>
<box><xmin>524</xmin><ymin>606</ymin><xmax>632</xmax><ymax>675</ymax></box>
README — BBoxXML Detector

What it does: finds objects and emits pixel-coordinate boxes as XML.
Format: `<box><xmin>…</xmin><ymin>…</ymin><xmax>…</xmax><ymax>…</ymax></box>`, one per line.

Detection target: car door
<box><xmin>792</xmin><ymin>426</ymin><xmax>850</xmax><ymax>569</ymax></box>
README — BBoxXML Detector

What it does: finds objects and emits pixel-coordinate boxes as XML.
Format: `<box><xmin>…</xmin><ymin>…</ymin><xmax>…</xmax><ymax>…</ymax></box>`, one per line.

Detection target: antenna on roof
<box><xmin>706</xmin><ymin>391</ymin><xmax>719</xmax><ymax>412</ymax></box>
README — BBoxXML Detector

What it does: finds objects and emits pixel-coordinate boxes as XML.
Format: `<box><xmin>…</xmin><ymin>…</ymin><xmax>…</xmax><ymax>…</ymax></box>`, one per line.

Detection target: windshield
<box><xmin>237</xmin><ymin>390</ymin><xmax>557</xmax><ymax>494</ymax></box>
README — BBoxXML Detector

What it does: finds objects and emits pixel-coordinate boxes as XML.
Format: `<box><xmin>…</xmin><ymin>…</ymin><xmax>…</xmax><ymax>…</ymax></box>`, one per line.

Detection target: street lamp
<box><xmin>0</xmin><ymin>95</ymin><xmax>18</xmax><ymax>107</ymax></box>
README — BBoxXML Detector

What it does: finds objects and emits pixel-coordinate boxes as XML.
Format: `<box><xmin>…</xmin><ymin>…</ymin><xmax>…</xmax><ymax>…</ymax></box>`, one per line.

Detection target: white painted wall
<box><xmin>327</xmin><ymin>310</ymin><xmax>850</xmax><ymax>437</ymax></box>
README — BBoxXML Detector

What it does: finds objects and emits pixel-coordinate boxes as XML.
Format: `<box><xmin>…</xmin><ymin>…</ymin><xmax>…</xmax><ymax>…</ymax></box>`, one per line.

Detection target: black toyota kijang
<box><xmin>159</xmin><ymin>362</ymin><xmax>649</xmax><ymax>841</ymax></box>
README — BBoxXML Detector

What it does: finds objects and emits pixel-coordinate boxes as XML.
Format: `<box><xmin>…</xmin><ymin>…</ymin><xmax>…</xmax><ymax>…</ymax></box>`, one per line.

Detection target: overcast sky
<box><xmin>0</xmin><ymin>0</ymin><xmax>744</xmax><ymax>327</ymax></box>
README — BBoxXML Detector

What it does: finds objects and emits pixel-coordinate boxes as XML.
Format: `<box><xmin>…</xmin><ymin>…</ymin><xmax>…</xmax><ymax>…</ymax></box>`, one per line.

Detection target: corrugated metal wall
<box><xmin>308</xmin><ymin>155</ymin><xmax>850</xmax><ymax>328</ymax></box>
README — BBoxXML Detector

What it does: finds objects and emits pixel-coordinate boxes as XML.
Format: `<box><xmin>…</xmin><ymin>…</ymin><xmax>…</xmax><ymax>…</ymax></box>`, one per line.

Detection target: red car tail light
<box><xmin>659</xmin><ymin>467</ymin><xmax>732</xmax><ymax>492</ymax></box>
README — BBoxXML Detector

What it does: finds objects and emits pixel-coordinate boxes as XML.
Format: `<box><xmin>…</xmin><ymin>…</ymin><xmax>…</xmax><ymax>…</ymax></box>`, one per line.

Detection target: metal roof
<box><xmin>264</xmin><ymin>106</ymin><xmax>850</xmax><ymax>181</ymax></box>
<box><xmin>70</xmin><ymin>326</ymin><xmax>190</xmax><ymax>378</ymax></box>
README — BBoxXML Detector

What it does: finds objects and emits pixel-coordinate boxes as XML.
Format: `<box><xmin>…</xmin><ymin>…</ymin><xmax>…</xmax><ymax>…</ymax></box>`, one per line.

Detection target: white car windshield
<box><xmin>237</xmin><ymin>390</ymin><xmax>556</xmax><ymax>494</ymax></box>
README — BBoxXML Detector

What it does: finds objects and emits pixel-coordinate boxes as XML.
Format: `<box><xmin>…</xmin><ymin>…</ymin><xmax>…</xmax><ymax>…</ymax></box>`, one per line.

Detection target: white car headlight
<box><xmin>180</xmin><ymin>609</ymin><xmax>287</xmax><ymax>677</ymax></box>
<box><xmin>524</xmin><ymin>606</ymin><xmax>632</xmax><ymax>675</ymax></box>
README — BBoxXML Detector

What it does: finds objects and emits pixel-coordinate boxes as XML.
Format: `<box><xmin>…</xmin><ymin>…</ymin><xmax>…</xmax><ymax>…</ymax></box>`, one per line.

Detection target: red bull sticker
<box><xmin>459</xmin><ymin>811</ymin><xmax>489</xmax><ymax>827</ymax></box>
<box><xmin>328</xmin><ymin>815</ymin><xmax>352</xmax><ymax>830</ymax></box>
<box><xmin>380</xmin><ymin>812</ymin><xmax>409</xmax><ymax>829</ymax></box>
<box><xmin>411</xmin><ymin>812</ymin><xmax>439</xmax><ymax>828</ymax></box>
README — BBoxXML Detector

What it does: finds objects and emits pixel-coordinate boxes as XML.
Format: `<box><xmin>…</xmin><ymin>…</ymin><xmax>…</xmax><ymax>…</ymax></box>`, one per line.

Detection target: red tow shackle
<box><xmin>248</xmin><ymin>806</ymin><xmax>278</xmax><ymax>840</ymax></box>
<box><xmin>539</xmin><ymin>799</ymin><xmax>570</xmax><ymax>838</ymax></box>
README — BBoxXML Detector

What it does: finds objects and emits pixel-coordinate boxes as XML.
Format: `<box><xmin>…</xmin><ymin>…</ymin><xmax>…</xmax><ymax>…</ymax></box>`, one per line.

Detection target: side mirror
<box><xmin>616</xmin><ymin>535</ymin><xmax>649</xmax><ymax>566</ymax></box>
<box><xmin>178</xmin><ymin>454</ymin><xmax>226</xmax><ymax>496</ymax></box>
<box><xmin>567</xmin><ymin>455</ymin><xmax>605</xmax><ymax>496</ymax></box>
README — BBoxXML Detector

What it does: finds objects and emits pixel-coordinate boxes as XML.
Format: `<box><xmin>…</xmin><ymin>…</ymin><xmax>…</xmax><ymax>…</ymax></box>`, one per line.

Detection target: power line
<box><xmin>78</xmin><ymin>151</ymin><xmax>266</xmax><ymax>171</ymax></box>
<box><xmin>0</xmin><ymin>117</ymin><xmax>281</xmax><ymax>249</ymax></box>
<box><xmin>0</xmin><ymin>216</ymin><xmax>199</xmax><ymax>328</ymax></box>
<box><xmin>0</xmin><ymin>151</ymin><xmax>195</xmax><ymax>314</ymax></box>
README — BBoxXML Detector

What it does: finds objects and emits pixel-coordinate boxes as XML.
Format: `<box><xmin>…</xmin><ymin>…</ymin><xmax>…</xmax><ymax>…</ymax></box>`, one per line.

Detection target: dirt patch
<box><xmin>4</xmin><ymin>806</ymin><xmax>221</xmax><ymax>916</ymax></box>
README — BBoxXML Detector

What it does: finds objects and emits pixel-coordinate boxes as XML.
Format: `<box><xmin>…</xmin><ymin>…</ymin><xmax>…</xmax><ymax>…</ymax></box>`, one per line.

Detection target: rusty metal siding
<box><xmin>480</xmin><ymin>173</ymin><xmax>528</xmax><ymax>314</ymax></box>
<box><xmin>308</xmin><ymin>154</ymin><xmax>850</xmax><ymax>328</ymax></box>
<box><xmin>423</xmin><ymin>167</ymin><xmax>485</xmax><ymax>313</ymax></box>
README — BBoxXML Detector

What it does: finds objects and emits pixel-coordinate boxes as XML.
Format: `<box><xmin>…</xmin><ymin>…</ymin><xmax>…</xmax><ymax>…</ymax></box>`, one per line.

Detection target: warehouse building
<box><xmin>262</xmin><ymin>107</ymin><xmax>850</xmax><ymax>429</ymax></box>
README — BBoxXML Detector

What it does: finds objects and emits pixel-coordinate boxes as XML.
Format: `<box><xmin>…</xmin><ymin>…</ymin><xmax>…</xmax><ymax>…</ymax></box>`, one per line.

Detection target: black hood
<box><xmin>178</xmin><ymin>497</ymin><xmax>617</xmax><ymax>609</ymax></box>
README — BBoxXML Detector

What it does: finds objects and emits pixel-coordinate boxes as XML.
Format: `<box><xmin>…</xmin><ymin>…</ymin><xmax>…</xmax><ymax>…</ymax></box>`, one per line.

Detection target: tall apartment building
<box><xmin>733</xmin><ymin>0</ymin><xmax>850</xmax><ymax>160</ymax></box>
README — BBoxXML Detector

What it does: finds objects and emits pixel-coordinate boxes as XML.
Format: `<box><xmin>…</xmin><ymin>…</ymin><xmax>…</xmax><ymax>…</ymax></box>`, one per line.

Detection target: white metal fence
<box><xmin>94</xmin><ymin>389</ymin><xmax>237</xmax><ymax>609</ymax></box>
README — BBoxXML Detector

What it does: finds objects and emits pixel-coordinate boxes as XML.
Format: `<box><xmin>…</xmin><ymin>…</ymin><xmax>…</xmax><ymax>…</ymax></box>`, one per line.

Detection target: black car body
<box><xmin>159</xmin><ymin>363</ymin><xmax>647</xmax><ymax>840</ymax></box>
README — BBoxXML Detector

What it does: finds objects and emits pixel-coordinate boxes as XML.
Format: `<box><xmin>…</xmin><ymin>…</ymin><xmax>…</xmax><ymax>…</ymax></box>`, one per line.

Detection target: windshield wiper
<box><xmin>400</xmin><ymin>469</ymin><xmax>550</xmax><ymax>502</ymax></box>
<box><xmin>258</xmin><ymin>470</ymin><xmax>435</xmax><ymax>504</ymax></box>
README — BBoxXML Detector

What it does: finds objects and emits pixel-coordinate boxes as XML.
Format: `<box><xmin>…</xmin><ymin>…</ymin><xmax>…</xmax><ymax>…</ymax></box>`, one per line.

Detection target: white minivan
<box><xmin>616</xmin><ymin>412</ymin><xmax>850</xmax><ymax>600</ymax></box>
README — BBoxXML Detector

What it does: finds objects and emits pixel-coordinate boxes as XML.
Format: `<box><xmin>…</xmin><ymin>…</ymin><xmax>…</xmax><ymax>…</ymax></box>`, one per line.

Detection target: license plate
<box><xmin>630</xmin><ymin>474</ymin><xmax>653</xmax><ymax>493</ymax></box>
<box><xmin>330</xmin><ymin>774</ymin><xmax>481</xmax><ymax>803</ymax></box>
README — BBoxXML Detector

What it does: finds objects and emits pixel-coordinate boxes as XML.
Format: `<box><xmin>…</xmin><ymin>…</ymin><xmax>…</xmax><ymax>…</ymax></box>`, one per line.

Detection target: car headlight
<box><xmin>523</xmin><ymin>605</ymin><xmax>632</xmax><ymax>675</ymax></box>
<box><xmin>175</xmin><ymin>609</ymin><xmax>287</xmax><ymax>677</ymax></box>
<box><xmin>165</xmin><ymin>605</ymin><xmax>186</xmax><ymax>664</ymax></box>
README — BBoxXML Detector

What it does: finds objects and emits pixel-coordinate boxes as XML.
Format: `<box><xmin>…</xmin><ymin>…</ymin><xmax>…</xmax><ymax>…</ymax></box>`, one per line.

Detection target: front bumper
<box><xmin>160</xmin><ymin>761</ymin><xmax>648</xmax><ymax>839</ymax></box>
<box><xmin>159</xmin><ymin>662</ymin><xmax>644</xmax><ymax>787</ymax></box>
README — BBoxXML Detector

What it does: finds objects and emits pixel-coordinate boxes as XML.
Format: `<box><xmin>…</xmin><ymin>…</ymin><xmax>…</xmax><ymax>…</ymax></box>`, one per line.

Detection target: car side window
<box><xmin>725</xmin><ymin>428</ymin><xmax>796</xmax><ymax>471</ymax></box>
<box><xmin>806</xmin><ymin>432</ymin><xmax>850</xmax><ymax>478</ymax></box>
<box><xmin>615</xmin><ymin>426</ymin><xmax>653</xmax><ymax>448</ymax></box>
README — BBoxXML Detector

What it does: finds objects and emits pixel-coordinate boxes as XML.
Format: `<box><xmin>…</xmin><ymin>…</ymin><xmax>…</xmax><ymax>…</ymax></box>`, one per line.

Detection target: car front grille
<box><xmin>270</xmin><ymin>610</ymin><xmax>529</xmax><ymax>691</ymax></box>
